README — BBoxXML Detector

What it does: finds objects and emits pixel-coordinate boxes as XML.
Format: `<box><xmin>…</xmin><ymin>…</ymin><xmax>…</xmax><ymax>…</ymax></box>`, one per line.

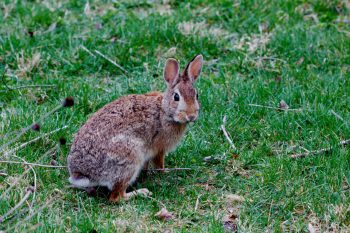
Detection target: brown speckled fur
<box><xmin>67</xmin><ymin>55</ymin><xmax>203</xmax><ymax>202</ymax></box>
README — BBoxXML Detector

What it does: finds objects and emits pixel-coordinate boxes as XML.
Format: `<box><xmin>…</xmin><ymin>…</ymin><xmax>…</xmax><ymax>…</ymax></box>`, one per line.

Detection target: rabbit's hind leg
<box><xmin>109</xmin><ymin>184</ymin><xmax>152</xmax><ymax>202</ymax></box>
<box><xmin>124</xmin><ymin>188</ymin><xmax>152</xmax><ymax>200</ymax></box>
<box><xmin>109</xmin><ymin>181</ymin><xmax>128</xmax><ymax>202</ymax></box>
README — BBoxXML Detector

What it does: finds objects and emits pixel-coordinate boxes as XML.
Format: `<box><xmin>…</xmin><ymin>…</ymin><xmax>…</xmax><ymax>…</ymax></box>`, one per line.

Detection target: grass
<box><xmin>0</xmin><ymin>0</ymin><xmax>350</xmax><ymax>232</ymax></box>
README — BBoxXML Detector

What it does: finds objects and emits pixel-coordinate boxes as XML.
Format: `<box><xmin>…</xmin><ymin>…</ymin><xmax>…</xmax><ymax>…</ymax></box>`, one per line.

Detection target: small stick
<box><xmin>291</xmin><ymin>139</ymin><xmax>350</xmax><ymax>159</ymax></box>
<box><xmin>0</xmin><ymin>160</ymin><xmax>66</xmax><ymax>168</ymax></box>
<box><xmin>254</xmin><ymin>56</ymin><xmax>287</xmax><ymax>63</ymax></box>
<box><xmin>194</xmin><ymin>194</ymin><xmax>201</xmax><ymax>212</ymax></box>
<box><xmin>94</xmin><ymin>50</ymin><xmax>128</xmax><ymax>74</ymax></box>
<box><xmin>0</xmin><ymin>187</ymin><xmax>34</xmax><ymax>223</ymax></box>
<box><xmin>248</xmin><ymin>103</ymin><xmax>302</xmax><ymax>111</ymax></box>
<box><xmin>0</xmin><ymin>84</ymin><xmax>55</xmax><ymax>92</ymax></box>
<box><xmin>330</xmin><ymin>110</ymin><xmax>345</xmax><ymax>122</ymax></box>
<box><xmin>0</xmin><ymin>172</ymin><xmax>7</xmax><ymax>176</ymax></box>
<box><xmin>144</xmin><ymin>168</ymin><xmax>192</xmax><ymax>172</ymax></box>
<box><xmin>80</xmin><ymin>45</ymin><xmax>96</xmax><ymax>58</ymax></box>
<box><xmin>221</xmin><ymin>115</ymin><xmax>236</xmax><ymax>150</ymax></box>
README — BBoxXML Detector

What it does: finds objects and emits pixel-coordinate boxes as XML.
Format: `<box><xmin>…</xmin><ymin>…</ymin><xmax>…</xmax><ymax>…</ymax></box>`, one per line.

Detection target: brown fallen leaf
<box><xmin>155</xmin><ymin>208</ymin><xmax>174</xmax><ymax>221</ymax></box>
<box><xmin>84</xmin><ymin>1</ymin><xmax>91</xmax><ymax>16</ymax></box>
<box><xmin>259</xmin><ymin>22</ymin><xmax>269</xmax><ymax>33</ymax></box>
<box><xmin>296</xmin><ymin>57</ymin><xmax>304</xmax><ymax>65</ymax></box>
<box><xmin>308</xmin><ymin>222</ymin><xmax>317</xmax><ymax>233</ymax></box>
<box><xmin>279</xmin><ymin>100</ymin><xmax>289</xmax><ymax>110</ymax></box>
<box><xmin>223</xmin><ymin>214</ymin><xmax>238</xmax><ymax>233</ymax></box>
<box><xmin>304</xmin><ymin>13</ymin><xmax>319</xmax><ymax>23</ymax></box>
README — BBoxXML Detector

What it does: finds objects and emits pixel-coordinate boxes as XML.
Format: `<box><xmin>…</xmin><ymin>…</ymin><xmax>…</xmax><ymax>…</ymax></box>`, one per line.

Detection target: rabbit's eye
<box><xmin>174</xmin><ymin>93</ymin><xmax>180</xmax><ymax>101</ymax></box>
<box><xmin>196</xmin><ymin>93</ymin><xmax>199</xmax><ymax>99</ymax></box>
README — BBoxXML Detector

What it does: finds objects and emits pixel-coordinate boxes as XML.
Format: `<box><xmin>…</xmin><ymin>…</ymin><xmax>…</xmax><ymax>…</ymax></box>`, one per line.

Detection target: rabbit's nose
<box><xmin>187</xmin><ymin>114</ymin><xmax>197</xmax><ymax>122</ymax></box>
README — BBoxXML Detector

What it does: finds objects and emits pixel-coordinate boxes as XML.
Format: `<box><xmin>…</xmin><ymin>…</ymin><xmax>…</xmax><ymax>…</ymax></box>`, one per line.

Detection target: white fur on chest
<box><xmin>111</xmin><ymin>134</ymin><xmax>154</xmax><ymax>185</ymax></box>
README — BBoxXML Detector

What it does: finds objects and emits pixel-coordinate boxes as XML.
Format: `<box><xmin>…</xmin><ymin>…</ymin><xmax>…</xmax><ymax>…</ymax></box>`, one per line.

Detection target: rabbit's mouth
<box><xmin>173</xmin><ymin>111</ymin><xmax>198</xmax><ymax>124</ymax></box>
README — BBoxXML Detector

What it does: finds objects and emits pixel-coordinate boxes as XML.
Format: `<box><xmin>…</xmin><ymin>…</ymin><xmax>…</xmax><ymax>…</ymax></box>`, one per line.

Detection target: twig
<box><xmin>0</xmin><ymin>172</ymin><xmax>8</xmax><ymax>176</ymax></box>
<box><xmin>194</xmin><ymin>194</ymin><xmax>201</xmax><ymax>212</ymax></box>
<box><xmin>144</xmin><ymin>167</ymin><xmax>192</xmax><ymax>172</ymax></box>
<box><xmin>3</xmin><ymin>126</ymin><xmax>68</xmax><ymax>157</ymax></box>
<box><xmin>220</xmin><ymin>115</ymin><xmax>236</xmax><ymax>150</ymax></box>
<box><xmin>248</xmin><ymin>103</ymin><xmax>302</xmax><ymax>111</ymax></box>
<box><xmin>0</xmin><ymin>160</ymin><xmax>66</xmax><ymax>168</ymax></box>
<box><xmin>94</xmin><ymin>50</ymin><xmax>128</xmax><ymax>74</ymax></box>
<box><xmin>0</xmin><ymin>84</ymin><xmax>55</xmax><ymax>92</ymax></box>
<box><xmin>330</xmin><ymin>110</ymin><xmax>345</xmax><ymax>122</ymax></box>
<box><xmin>291</xmin><ymin>139</ymin><xmax>350</xmax><ymax>159</ymax></box>
<box><xmin>80</xmin><ymin>45</ymin><xmax>96</xmax><ymax>58</ymax></box>
<box><xmin>254</xmin><ymin>56</ymin><xmax>287</xmax><ymax>63</ymax></box>
<box><xmin>0</xmin><ymin>187</ymin><xmax>34</xmax><ymax>223</ymax></box>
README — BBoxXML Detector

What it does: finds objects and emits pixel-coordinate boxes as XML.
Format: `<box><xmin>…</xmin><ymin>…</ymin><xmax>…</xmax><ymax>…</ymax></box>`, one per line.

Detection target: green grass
<box><xmin>1</xmin><ymin>0</ymin><xmax>350</xmax><ymax>232</ymax></box>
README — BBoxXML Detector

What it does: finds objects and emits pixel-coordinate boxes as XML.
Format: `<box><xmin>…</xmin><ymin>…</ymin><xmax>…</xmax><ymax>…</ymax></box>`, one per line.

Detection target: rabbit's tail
<box><xmin>69</xmin><ymin>176</ymin><xmax>96</xmax><ymax>189</ymax></box>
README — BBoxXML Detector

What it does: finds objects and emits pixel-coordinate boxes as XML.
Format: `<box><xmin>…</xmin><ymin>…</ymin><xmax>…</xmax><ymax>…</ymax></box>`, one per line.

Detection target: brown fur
<box><xmin>67</xmin><ymin>55</ymin><xmax>203</xmax><ymax>202</ymax></box>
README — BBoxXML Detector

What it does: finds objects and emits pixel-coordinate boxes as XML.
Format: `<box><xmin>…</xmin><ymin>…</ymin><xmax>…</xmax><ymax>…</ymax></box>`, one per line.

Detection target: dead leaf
<box><xmin>259</xmin><ymin>22</ymin><xmax>269</xmax><ymax>33</ymax></box>
<box><xmin>223</xmin><ymin>214</ymin><xmax>238</xmax><ymax>233</ymax></box>
<box><xmin>84</xmin><ymin>1</ymin><xmax>91</xmax><ymax>16</ymax></box>
<box><xmin>279</xmin><ymin>100</ymin><xmax>289</xmax><ymax>110</ymax></box>
<box><xmin>46</xmin><ymin>22</ymin><xmax>57</xmax><ymax>33</ymax></box>
<box><xmin>155</xmin><ymin>208</ymin><xmax>174</xmax><ymax>221</ymax></box>
<box><xmin>247</xmin><ymin>34</ymin><xmax>270</xmax><ymax>52</ymax></box>
<box><xmin>296</xmin><ymin>57</ymin><xmax>304</xmax><ymax>65</ymax></box>
<box><xmin>156</xmin><ymin>4</ymin><xmax>172</xmax><ymax>16</ymax></box>
<box><xmin>295</xmin><ymin>4</ymin><xmax>314</xmax><ymax>15</ymax></box>
<box><xmin>226</xmin><ymin>194</ymin><xmax>245</xmax><ymax>203</ymax></box>
<box><xmin>3</xmin><ymin>3</ymin><xmax>13</xmax><ymax>19</ymax></box>
<box><xmin>304</xmin><ymin>14</ymin><xmax>319</xmax><ymax>23</ymax></box>
<box><xmin>164</xmin><ymin>47</ymin><xmax>176</xmax><ymax>57</ymax></box>
<box><xmin>95</xmin><ymin>23</ymin><xmax>103</xmax><ymax>30</ymax></box>
<box><xmin>16</xmin><ymin>51</ymin><xmax>41</xmax><ymax>77</ymax></box>
<box><xmin>308</xmin><ymin>223</ymin><xmax>317</xmax><ymax>233</ymax></box>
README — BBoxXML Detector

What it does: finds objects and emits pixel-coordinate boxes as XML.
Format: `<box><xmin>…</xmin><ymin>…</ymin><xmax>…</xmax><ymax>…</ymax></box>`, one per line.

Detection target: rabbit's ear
<box><xmin>164</xmin><ymin>58</ymin><xmax>179</xmax><ymax>85</ymax></box>
<box><xmin>187</xmin><ymin>54</ymin><xmax>203</xmax><ymax>82</ymax></box>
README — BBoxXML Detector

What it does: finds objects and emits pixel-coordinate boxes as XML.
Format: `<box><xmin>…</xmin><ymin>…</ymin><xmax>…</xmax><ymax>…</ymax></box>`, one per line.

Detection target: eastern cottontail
<box><xmin>67</xmin><ymin>55</ymin><xmax>203</xmax><ymax>202</ymax></box>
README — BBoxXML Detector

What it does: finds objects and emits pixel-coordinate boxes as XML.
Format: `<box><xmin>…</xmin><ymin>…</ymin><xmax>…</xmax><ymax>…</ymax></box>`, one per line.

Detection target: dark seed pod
<box><xmin>27</xmin><ymin>186</ymin><xmax>35</xmax><ymax>192</ymax></box>
<box><xmin>59</xmin><ymin>137</ymin><xmax>67</xmax><ymax>145</ymax></box>
<box><xmin>51</xmin><ymin>160</ymin><xmax>58</xmax><ymax>166</ymax></box>
<box><xmin>62</xmin><ymin>97</ymin><xmax>74</xmax><ymax>107</ymax></box>
<box><xmin>31</xmin><ymin>123</ymin><xmax>40</xmax><ymax>131</ymax></box>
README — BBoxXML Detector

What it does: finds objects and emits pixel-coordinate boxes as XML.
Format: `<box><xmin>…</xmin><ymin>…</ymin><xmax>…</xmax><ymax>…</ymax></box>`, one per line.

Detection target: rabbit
<box><xmin>67</xmin><ymin>54</ymin><xmax>203</xmax><ymax>202</ymax></box>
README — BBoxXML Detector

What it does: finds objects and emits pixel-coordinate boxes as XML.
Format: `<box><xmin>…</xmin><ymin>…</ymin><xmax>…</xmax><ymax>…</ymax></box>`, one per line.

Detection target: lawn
<box><xmin>1</xmin><ymin>0</ymin><xmax>350</xmax><ymax>232</ymax></box>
